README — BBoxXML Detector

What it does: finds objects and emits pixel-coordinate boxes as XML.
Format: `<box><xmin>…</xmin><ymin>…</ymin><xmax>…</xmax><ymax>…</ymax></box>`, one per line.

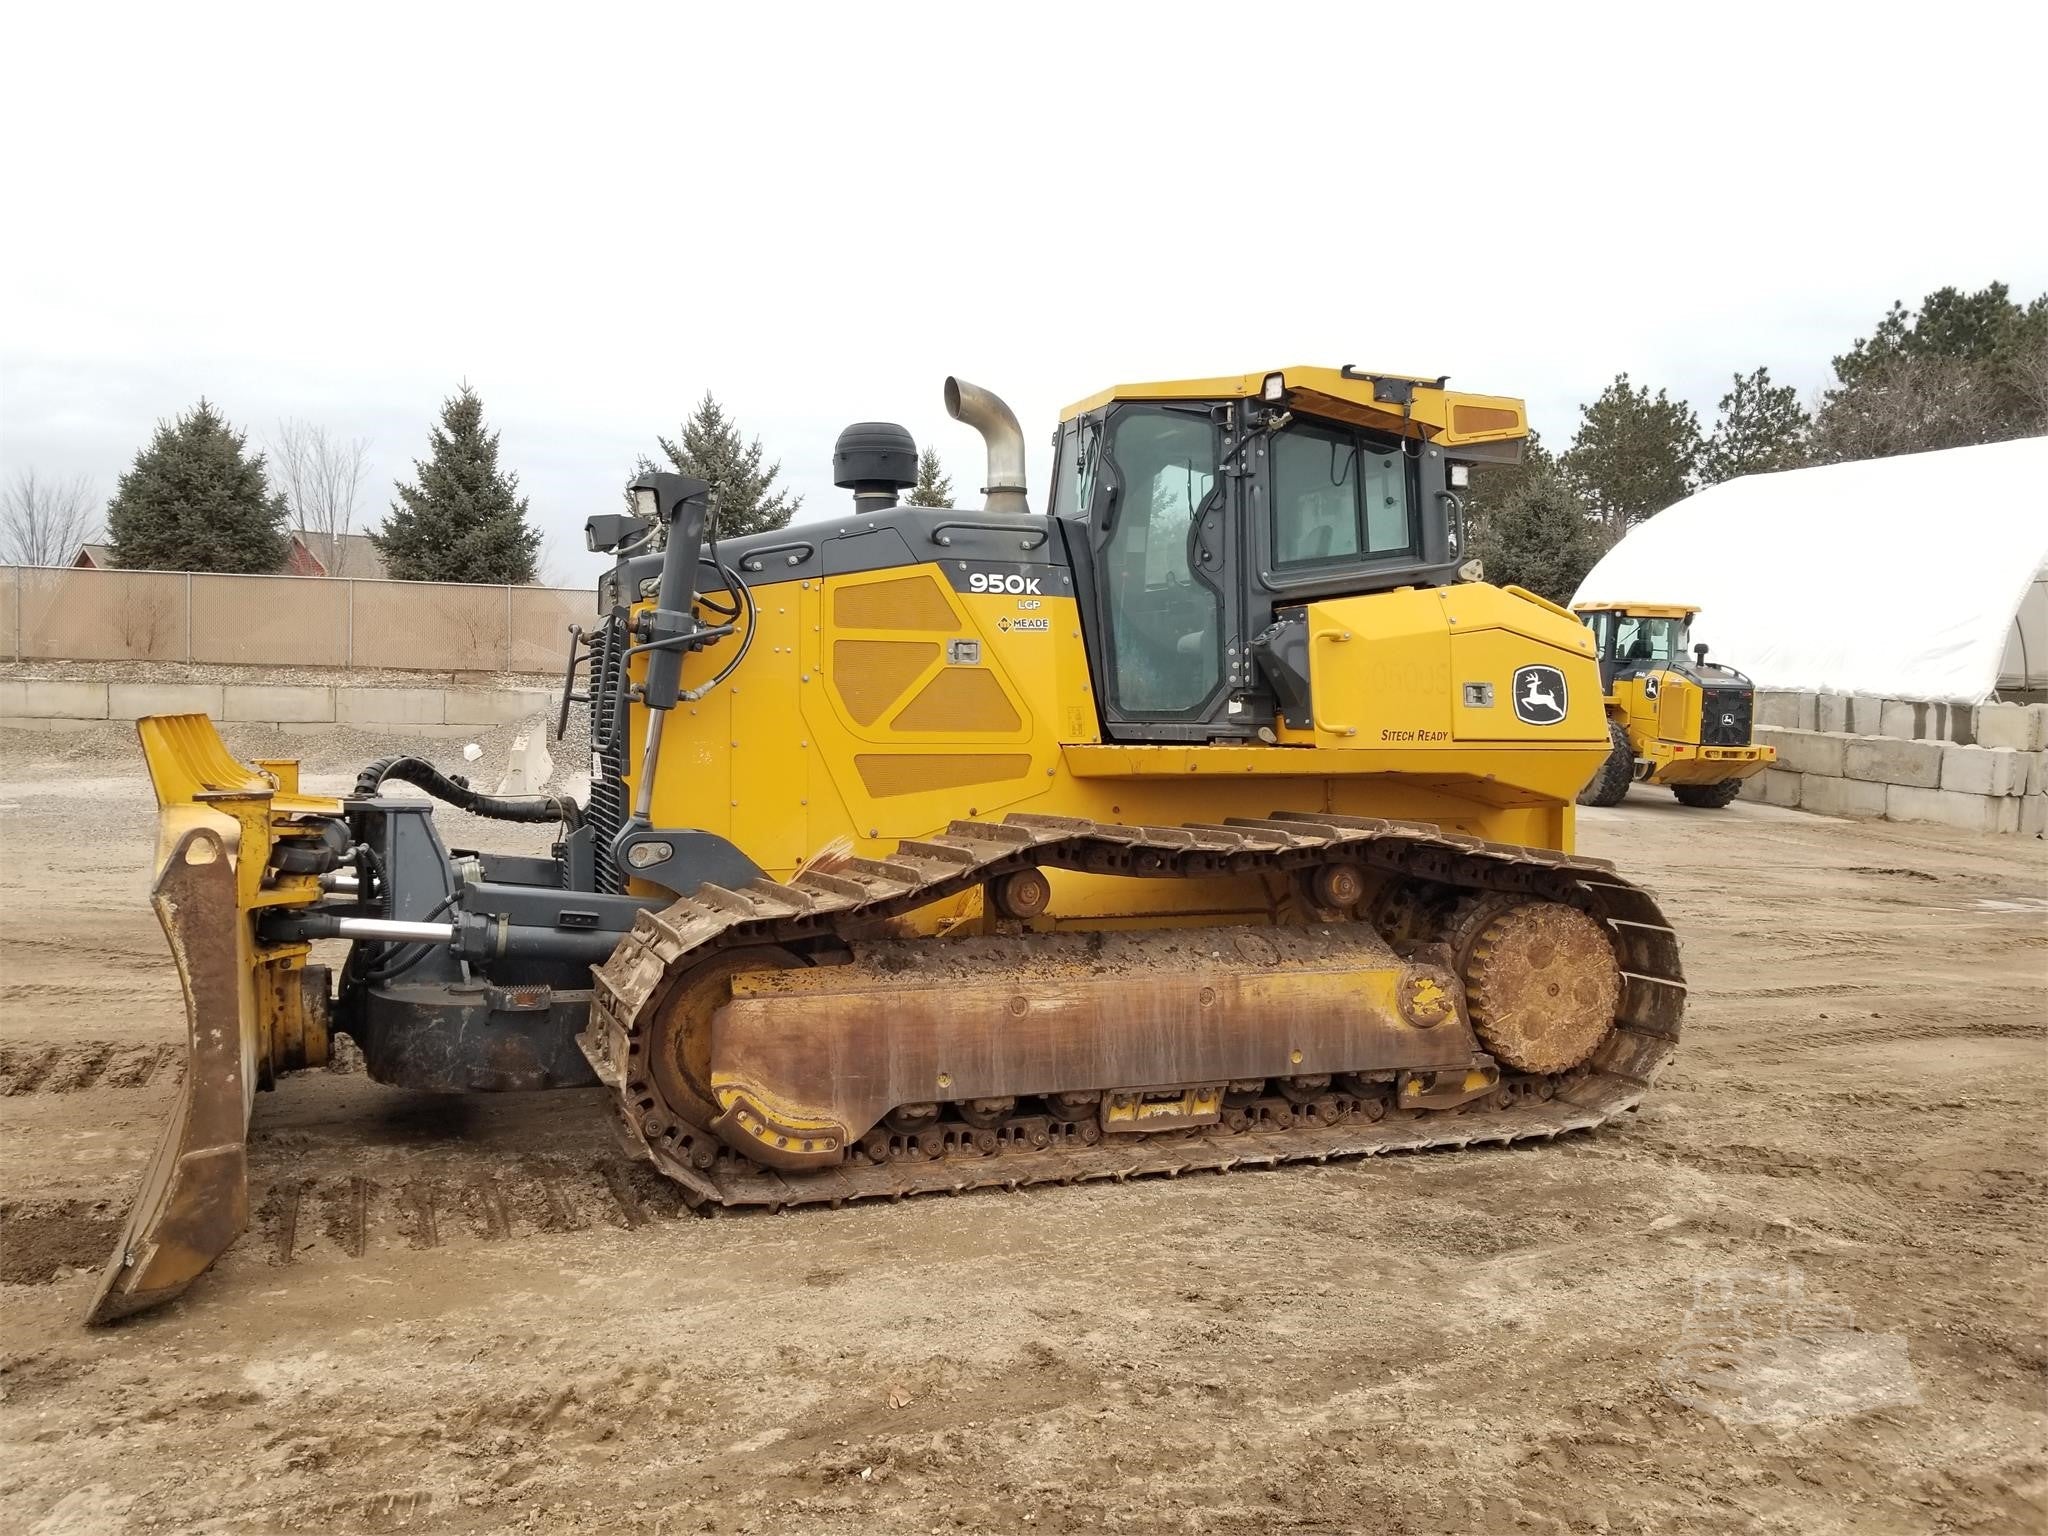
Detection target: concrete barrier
<box><xmin>1742</xmin><ymin>690</ymin><xmax>2046</xmax><ymax>838</ymax></box>
<box><xmin>109</xmin><ymin>682</ymin><xmax>223</xmax><ymax>720</ymax></box>
<box><xmin>496</xmin><ymin>728</ymin><xmax>555</xmax><ymax>795</ymax></box>
<box><xmin>336</xmin><ymin>687</ymin><xmax>445</xmax><ymax>727</ymax></box>
<box><xmin>1756</xmin><ymin>690</ymin><xmax>2047</xmax><ymax>750</ymax></box>
<box><xmin>3</xmin><ymin>680</ymin><xmax>561</xmax><ymax>738</ymax></box>
<box><xmin>1798</xmin><ymin>775</ymin><xmax>1888</xmax><ymax>819</ymax></box>
<box><xmin>222</xmin><ymin>683</ymin><xmax>335</xmax><ymax>723</ymax></box>
<box><xmin>1743</xmin><ymin>768</ymin><xmax>1804</xmax><ymax>808</ymax></box>
<box><xmin>1843</xmin><ymin>693</ymin><xmax>1887</xmax><ymax>736</ymax></box>
<box><xmin>1976</xmin><ymin>702</ymin><xmax>2048</xmax><ymax>752</ymax></box>
<box><xmin>1940</xmin><ymin>744</ymin><xmax>2028</xmax><ymax>797</ymax></box>
<box><xmin>1755</xmin><ymin>691</ymin><xmax>1814</xmax><ymax>730</ymax></box>
<box><xmin>1842</xmin><ymin>736</ymin><xmax>1943</xmax><ymax>788</ymax></box>
<box><xmin>1885</xmin><ymin>785</ymin><xmax>2020</xmax><ymax>836</ymax></box>
<box><xmin>1754</xmin><ymin>727</ymin><xmax>1846</xmax><ymax>778</ymax></box>
<box><xmin>1741</xmin><ymin>725</ymin><xmax>2042</xmax><ymax>837</ymax></box>
<box><xmin>1</xmin><ymin>678</ymin><xmax>111</xmax><ymax>719</ymax></box>
<box><xmin>448</xmin><ymin>688</ymin><xmax>555</xmax><ymax>726</ymax></box>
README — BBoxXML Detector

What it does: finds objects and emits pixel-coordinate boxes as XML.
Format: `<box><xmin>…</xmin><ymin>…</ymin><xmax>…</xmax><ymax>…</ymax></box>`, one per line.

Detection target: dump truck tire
<box><xmin>1673</xmin><ymin>778</ymin><xmax>1744</xmax><ymax>809</ymax></box>
<box><xmin>1578</xmin><ymin>720</ymin><xmax>1633</xmax><ymax>807</ymax></box>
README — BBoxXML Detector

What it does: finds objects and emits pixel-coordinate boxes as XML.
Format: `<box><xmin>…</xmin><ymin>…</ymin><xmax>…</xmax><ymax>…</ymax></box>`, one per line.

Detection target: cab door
<box><xmin>1609</xmin><ymin>615</ymin><xmax>1665</xmax><ymax>738</ymax></box>
<box><xmin>1084</xmin><ymin>404</ymin><xmax>1242</xmax><ymax>740</ymax></box>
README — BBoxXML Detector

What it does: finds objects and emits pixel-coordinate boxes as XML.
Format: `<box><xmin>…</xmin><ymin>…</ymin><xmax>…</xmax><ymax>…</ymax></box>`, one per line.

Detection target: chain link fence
<box><xmin>3</xmin><ymin>566</ymin><xmax>595</xmax><ymax>673</ymax></box>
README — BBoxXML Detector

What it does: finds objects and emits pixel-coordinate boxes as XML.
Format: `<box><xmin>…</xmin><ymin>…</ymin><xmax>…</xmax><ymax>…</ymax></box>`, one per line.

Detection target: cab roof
<box><xmin>1059</xmin><ymin>365</ymin><xmax>1527</xmax><ymax>449</ymax></box>
<box><xmin>1572</xmin><ymin>601</ymin><xmax>1700</xmax><ymax>620</ymax></box>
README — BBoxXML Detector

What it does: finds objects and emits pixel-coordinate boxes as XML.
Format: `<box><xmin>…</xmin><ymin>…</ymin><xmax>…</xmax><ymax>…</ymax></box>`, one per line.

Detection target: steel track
<box><xmin>584</xmin><ymin>812</ymin><xmax>1686</xmax><ymax>1209</ymax></box>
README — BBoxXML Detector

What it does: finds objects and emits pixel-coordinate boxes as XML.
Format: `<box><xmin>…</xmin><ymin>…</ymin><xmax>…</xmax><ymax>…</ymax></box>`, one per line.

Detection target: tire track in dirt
<box><xmin>251</xmin><ymin>1155</ymin><xmax>694</xmax><ymax>1273</ymax></box>
<box><xmin>3</xmin><ymin>1156</ymin><xmax>695</xmax><ymax>1286</ymax></box>
<box><xmin>1694</xmin><ymin>981</ymin><xmax>1887</xmax><ymax>1000</ymax></box>
<box><xmin>1742</xmin><ymin>1019</ymin><xmax>2046</xmax><ymax>1060</ymax></box>
<box><xmin>0</xmin><ymin>1041</ymin><xmax>183</xmax><ymax>1095</ymax></box>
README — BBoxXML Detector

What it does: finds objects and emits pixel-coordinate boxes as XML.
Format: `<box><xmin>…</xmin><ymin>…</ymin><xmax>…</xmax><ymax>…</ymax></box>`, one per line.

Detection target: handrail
<box><xmin>1311</xmin><ymin>628</ymin><xmax>1357</xmax><ymax>737</ymax></box>
<box><xmin>736</xmin><ymin>542</ymin><xmax>815</xmax><ymax>573</ymax></box>
<box><xmin>929</xmin><ymin>522</ymin><xmax>1049</xmax><ymax>551</ymax></box>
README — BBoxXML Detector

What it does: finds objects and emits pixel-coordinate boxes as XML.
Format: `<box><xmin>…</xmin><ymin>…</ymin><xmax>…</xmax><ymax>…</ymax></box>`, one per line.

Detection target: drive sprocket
<box><xmin>1446</xmin><ymin>896</ymin><xmax>1621</xmax><ymax>1074</ymax></box>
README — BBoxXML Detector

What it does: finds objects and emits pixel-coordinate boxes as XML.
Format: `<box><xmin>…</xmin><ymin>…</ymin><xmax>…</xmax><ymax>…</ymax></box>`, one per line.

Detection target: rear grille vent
<box><xmin>1699</xmin><ymin>687</ymin><xmax>1752</xmax><ymax>746</ymax></box>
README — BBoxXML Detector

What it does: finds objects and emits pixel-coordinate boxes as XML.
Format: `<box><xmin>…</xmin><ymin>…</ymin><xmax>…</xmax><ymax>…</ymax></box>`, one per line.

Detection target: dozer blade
<box><xmin>86</xmin><ymin>825</ymin><xmax>257</xmax><ymax>1323</ymax></box>
<box><xmin>88</xmin><ymin>716</ymin><xmax>338</xmax><ymax>1323</ymax></box>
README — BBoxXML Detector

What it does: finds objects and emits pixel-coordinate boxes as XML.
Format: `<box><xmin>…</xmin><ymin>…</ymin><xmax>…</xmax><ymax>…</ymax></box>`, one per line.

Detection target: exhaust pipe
<box><xmin>944</xmin><ymin>377</ymin><xmax>1029</xmax><ymax>515</ymax></box>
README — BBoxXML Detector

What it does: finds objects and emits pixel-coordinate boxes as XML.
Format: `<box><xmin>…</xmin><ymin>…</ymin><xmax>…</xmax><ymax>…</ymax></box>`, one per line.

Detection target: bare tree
<box><xmin>1</xmin><ymin>469</ymin><xmax>100</xmax><ymax>566</ymax></box>
<box><xmin>270</xmin><ymin>418</ymin><xmax>366</xmax><ymax>573</ymax></box>
<box><xmin>533</xmin><ymin>527</ymin><xmax>571</xmax><ymax>588</ymax></box>
<box><xmin>1807</xmin><ymin>354</ymin><xmax>2008</xmax><ymax>465</ymax></box>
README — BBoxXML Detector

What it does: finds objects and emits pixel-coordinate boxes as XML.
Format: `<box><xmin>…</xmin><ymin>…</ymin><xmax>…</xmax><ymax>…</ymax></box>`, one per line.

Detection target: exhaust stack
<box><xmin>944</xmin><ymin>377</ymin><xmax>1028</xmax><ymax>515</ymax></box>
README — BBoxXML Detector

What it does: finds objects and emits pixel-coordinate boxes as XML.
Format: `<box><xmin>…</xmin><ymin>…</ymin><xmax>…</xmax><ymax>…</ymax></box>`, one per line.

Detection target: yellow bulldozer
<box><xmin>1572</xmin><ymin>601</ymin><xmax>1776</xmax><ymax>809</ymax></box>
<box><xmin>92</xmin><ymin>367</ymin><xmax>1684</xmax><ymax>1323</ymax></box>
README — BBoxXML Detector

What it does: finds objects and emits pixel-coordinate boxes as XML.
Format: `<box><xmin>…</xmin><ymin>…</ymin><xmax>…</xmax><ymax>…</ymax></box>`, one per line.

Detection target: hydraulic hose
<box><xmin>353</xmin><ymin>756</ymin><xmax>581</xmax><ymax>828</ymax></box>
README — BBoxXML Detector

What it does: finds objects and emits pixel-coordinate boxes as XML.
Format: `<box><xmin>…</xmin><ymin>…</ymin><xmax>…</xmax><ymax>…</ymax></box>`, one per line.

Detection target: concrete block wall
<box><xmin>1745</xmin><ymin>715</ymin><xmax>2045</xmax><ymax>838</ymax></box>
<box><xmin>1</xmin><ymin>679</ymin><xmax>554</xmax><ymax>736</ymax></box>
<box><xmin>1756</xmin><ymin>690</ymin><xmax>2048</xmax><ymax>752</ymax></box>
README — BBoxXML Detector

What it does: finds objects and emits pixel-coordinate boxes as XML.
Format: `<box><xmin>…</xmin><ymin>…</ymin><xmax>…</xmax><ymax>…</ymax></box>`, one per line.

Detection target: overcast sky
<box><xmin>3</xmin><ymin>2</ymin><xmax>2043</xmax><ymax>583</ymax></box>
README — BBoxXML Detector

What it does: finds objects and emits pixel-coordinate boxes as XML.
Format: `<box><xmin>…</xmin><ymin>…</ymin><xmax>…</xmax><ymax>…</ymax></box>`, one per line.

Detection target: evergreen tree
<box><xmin>1699</xmin><ymin>367</ymin><xmax>1811</xmax><ymax>484</ymax></box>
<box><xmin>1559</xmin><ymin>374</ymin><xmax>1702</xmax><ymax>539</ymax></box>
<box><xmin>1830</xmin><ymin>282</ymin><xmax>2045</xmax><ymax>396</ymax></box>
<box><xmin>904</xmin><ymin>446</ymin><xmax>953</xmax><ymax>508</ymax></box>
<box><xmin>1812</xmin><ymin>283</ymin><xmax>2048</xmax><ymax>463</ymax></box>
<box><xmin>1471</xmin><ymin>468</ymin><xmax>1604</xmax><ymax>606</ymax></box>
<box><xmin>655</xmin><ymin>392</ymin><xmax>801</xmax><ymax>536</ymax></box>
<box><xmin>375</xmin><ymin>385</ymin><xmax>540</xmax><ymax>583</ymax></box>
<box><xmin>105</xmin><ymin>399</ymin><xmax>289</xmax><ymax>573</ymax></box>
<box><xmin>1458</xmin><ymin>430</ymin><xmax>1555</xmax><ymax>553</ymax></box>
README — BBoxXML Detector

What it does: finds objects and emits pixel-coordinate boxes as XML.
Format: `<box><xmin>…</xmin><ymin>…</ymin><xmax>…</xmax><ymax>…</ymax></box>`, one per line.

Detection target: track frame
<box><xmin>586</xmin><ymin>812</ymin><xmax>1685</xmax><ymax>1209</ymax></box>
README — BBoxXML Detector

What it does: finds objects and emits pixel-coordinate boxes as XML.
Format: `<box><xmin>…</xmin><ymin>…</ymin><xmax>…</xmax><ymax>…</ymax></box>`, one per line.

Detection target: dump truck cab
<box><xmin>1573</xmin><ymin>600</ymin><xmax>1775</xmax><ymax>808</ymax></box>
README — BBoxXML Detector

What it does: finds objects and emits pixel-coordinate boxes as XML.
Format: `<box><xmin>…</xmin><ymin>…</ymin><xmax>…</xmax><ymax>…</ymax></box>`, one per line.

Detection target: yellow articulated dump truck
<box><xmin>1572</xmin><ymin>601</ymin><xmax>1776</xmax><ymax>808</ymax></box>
<box><xmin>93</xmin><ymin>367</ymin><xmax>1684</xmax><ymax>1322</ymax></box>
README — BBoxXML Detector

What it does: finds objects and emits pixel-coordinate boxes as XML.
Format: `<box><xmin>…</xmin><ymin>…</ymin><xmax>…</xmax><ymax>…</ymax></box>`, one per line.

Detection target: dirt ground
<box><xmin>1</xmin><ymin>729</ymin><xmax>2043</xmax><ymax>1536</ymax></box>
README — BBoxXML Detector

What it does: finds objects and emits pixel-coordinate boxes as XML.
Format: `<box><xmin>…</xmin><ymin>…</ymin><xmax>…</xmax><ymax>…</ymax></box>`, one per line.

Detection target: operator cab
<box><xmin>1048</xmin><ymin>366</ymin><xmax>1528</xmax><ymax>743</ymax></box>
<box><xmin>1578</xmin><ymin>604</ymin><xmax>1699</xmax><ymax>690</ymax></box>
<box><xmin>1575</xmin><ymin>602</ymin><xmax>1754</xmax><ymax>692</ymax></box>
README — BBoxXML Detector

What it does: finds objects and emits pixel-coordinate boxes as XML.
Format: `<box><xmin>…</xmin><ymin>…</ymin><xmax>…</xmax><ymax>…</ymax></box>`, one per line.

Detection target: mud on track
<box><xmin>2</xmin><ymin>739</ymin><xmax>2044</xmax><ymax>1535</ymax></box>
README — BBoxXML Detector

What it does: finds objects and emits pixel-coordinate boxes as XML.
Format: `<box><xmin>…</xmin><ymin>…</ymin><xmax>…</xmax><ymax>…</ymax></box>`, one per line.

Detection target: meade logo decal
<box><xmin>1512</xmin><ymin>665</ymin><xmax>1568</xmax><ymax>726</ymax></box>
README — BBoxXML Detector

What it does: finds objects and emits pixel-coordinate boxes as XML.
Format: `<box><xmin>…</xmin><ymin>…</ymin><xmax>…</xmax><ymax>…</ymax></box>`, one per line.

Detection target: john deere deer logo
<box><xmin>1513</xmin><ymin>665</ymin><xmax>1568</xmax><ymax>726</ymax></box>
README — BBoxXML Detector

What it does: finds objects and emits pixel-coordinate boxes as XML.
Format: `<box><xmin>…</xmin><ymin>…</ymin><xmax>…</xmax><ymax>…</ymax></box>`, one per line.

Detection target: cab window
<box><xmin>1050</xmin><ymin>417</ymin><xmax>1098</xmax><ymax>522</ymax></box>
<box><xmin>1584</xmin><ymin>610</ymin><xmax>1617</xmax><ymax>659</ymax></box>
<box><xmin>1613</xmin><ymin>615</ymin><xmax>1689</xmax><ymax>664</ymax></box>
<box><xmin>1100</xmin><ymin>408</ymin><xmax>1221</xmax><ymax>715</ymax></box>
<box><xmin>1270</xmin><ymin>425</ymin><xmax>1413</xmax><ymax>569</ymax></box>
